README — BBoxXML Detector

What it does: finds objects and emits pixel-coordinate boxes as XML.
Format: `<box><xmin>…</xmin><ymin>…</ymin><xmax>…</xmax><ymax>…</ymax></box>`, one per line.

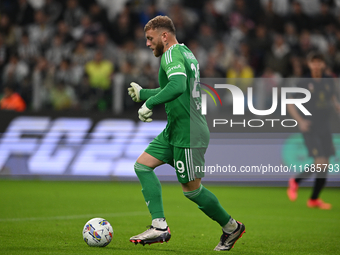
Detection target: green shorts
<box><xmin>145</xmin><ymin>131</ymin><xmax>207</xmax><ymax>183</ymax></box>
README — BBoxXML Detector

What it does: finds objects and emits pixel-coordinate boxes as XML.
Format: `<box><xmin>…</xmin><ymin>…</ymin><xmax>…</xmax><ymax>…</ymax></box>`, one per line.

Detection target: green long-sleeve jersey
<box><xmin>140</xmin><ymin>43</ymin><xmax>209</xmax><ymax>148</ymax></box>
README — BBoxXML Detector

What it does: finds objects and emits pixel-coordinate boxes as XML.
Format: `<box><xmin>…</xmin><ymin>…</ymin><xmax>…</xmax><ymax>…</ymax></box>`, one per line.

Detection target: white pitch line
<box><xmin>0</xmin><ymin>211</ymin><xmax>148</xmax><ymax>222</ymax></box>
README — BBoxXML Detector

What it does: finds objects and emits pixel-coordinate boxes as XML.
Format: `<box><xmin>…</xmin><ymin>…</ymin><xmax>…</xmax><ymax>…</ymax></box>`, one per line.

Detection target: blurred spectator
<box><xmin>265</xmin><ymin>34</ymin><xmax>291</xmax><ymax>77</ymax></box>
<box><xmin>120</xmin><ymin>1</ymin><xmax>141</xmax><ymax>30</ymax></box>
<box><xmin>257</xmin><ymin>67</ymin><xmax>283</xmax><ymax>110</ymax></box>
<box><xmin>261</xmin><ymin>0</ymin><xmax>284</xmax><ymax>34</ymax></box>
<box><xmin>296</xmin><ymin>0</ymin><xmax>320</xmax><ymax>16</ymax></box>
<box><xmin>183</xmin><ymin>0</ymin><xmax>206</xmax><ymax>11</ymax></box>
<box><xmin>325</xmin><ymin>43</ymin><xmax>340</xmax><ymax>75</ymax></box>
<box><xmin>168</xmin><ymin>3</ymin><xmax>197</xmax><ymax>43</ymax></box>
<box><xmin>250</xmin><ymin>25</ymin><xmax>272</xmax><ymax>74</ymax></box>
<box><xmin>89</xmin><ymin>3</ymin><xmax>111</xmax><ymax>33</ymax></box>
<box><xmin>201</xmin><ymin>54</ymin><xmax>223</xmax><ymax>78</ymax></box>
<box><xmin>2</xmin><ymin>53</ymin><xmax>29</xmax><ymax>87</ymax></box>
<box><xmin>284</xmin><ymin>23</ymin><xmax>299</xmax><ymax>51</ymax></box>
<box><xmin>140</xmin><ymin>2</ymin><xmax>165</xmax><ymax>27</ymax></box>
<box><xmin>85</xmin><ymin>50</ymin><xmax>113</xmax><ymax>91</ymax></box>
<box><xmin>197</xmin><ymin>24</ymin><xmax>216</xmax><ymax>51</ymax></box>
<box><xmin>45</xmin><ymin>35</ymin><xmax>70</xmax><ymax>66</ymax></box>
<box><xmin>117</xmin><ymin>41</ymin><xmax>150</xmax><ymax>72</ymax></box>
<box><xmin>227</xmin><ymin>56</ymin><xmax>254</xmax><ymax>92</ymax></box>
<box><xmin>17</xmin><ymin>32</ymin><xmax>40</xmax><ymax>67</ymax></box>
<box><xmin>210</xmin><ymin>40</ymin><xmax>234</xmax><ymax>74</ymax></box>
<box><xmin>187</xmin><ymin>40</ymin><xmax>208</xmax><ymax>69</ymax></box>
<box><xmin>15</xmin><ymin>0</ymin><xmax>35</xmax><ymax>26</ymax></box>
<box><xmin>27</xmin><ymin>10</ymin><xmax>55</xmax><ymax>50</ymax></box>
<box><xmin>285</xmin><ymin>56</ymin><xmax>304</xmax><ymax>88</ymax></box>
<box><xmin>0</xmin><ymin>85</ymin><xmax>26</xmax><ymax>112</ymax></box>
<box><xmin>76</xmin><ymin>74</ymin><xmax>98</xmax><ymax>110</ymax></box>
<box><xmin>310</xmin><ymin>31</ymin><xmax>329</xmax><ymax>53</ymax></box>
<box><xmin>296</xmin><ymin>30</ymin><xmax>318</xmax><ymax>57</ymax></box>
<box><xmin>71</xmin><ymin>41</ymin><xmax>93</xmax><ymax>66</ymax></box>
<box><xmin>49</xmin><ymin>81</ymin><xmax>77</xmax><ymax>110</ymax></box>
<box><xmin>72</xmin><ymin>15</ymin><xmax>101</xmax><ymax>47</ymax></box>
<box><xmin>229</xmin><ymin>0</ymin><xmax>255</xmax><ymax>28</ymax></box>
<box><xmin>228</xmin><ymin>21</ymin><xmax>251</xmax><ymax>51</ymax></box>
<box><xmin>0</xmin><ymin>35</ymin><xmax>10</xmax><ymax>82</ymax></box>
<box><xmin>238</xmin><ymin>42</ymin><xmax>255</xmax><ymax>69</ymax></box>
<box><xmin>155</xmin><ymin>0</ymin><xmax>180</xmax><ymax>14</ymax></box>
<box><xmin>55</xmin><ymin>59</ymin><xmax>75</xmax><ymax>86</ymax></box>
<box><xmin>0</xmin><ymin>14</ymin><xmax>16</xmax><ymax>48</ymax></box>
<box><xmin>260</xmin><ymin>0</ymin><xmax>290</xmax><ymax>16</ymax></box>
<box><xmin>63</xmin><ymin>0</ymin><xmax>85</xmax><ymax>28</ymax></box>
<box><xmin>201</xmin><ymin>0</ymin><xmax>227</xmax><ymax>33</ymax></box>
<box><xmin>138</xmin><ymin>63</ymin><xmax>157</xmax><ymax>89</ymax></box>
<box><xmin>81</xmin><ymin>16</ymin><xmax>101</xmax><ymax>48</ymax></box>
<box><xmin>85</xmin><ymin>50</ymin><xmax>113</xmax><ymax>110</ymax></box>
<box><xmin>169</xmin><ymin>12</ymin><xmax>189</xmax><ymax>44</ymax></box>
<box><xmin>32</xmin><ymin>56</ymin><xmax>54</xmax><ymax>109</ymax></box>
<box><xmin>121</xmin><ymin>60</ymin><xmax>137</xmax><ymax>109</ymax></box>
<box><xmin>315</xmin><ymin>2</ymin><xmax>338</xmax><ymax>31</ymax></box>
<box><xmin>18</xmin><ymin>76</ymin><xmax>32</xmax><ymax>108</ymax></box>
<box><xmin>289</xmin><ymin>1</ymin><xmax>311</xmax><ymax>33</ymax></box>
<box><xmin>56</xmin><ymin>21</ymin><xmax>73</xmax><ymax>44</ymax></box>
<box><xmin>110</xmin><ymin>12</ymin><xmax>135</xmax><ymax>46</ymax></box>
<box><xmin>43</xmin><ymin>0</ymin><xmax>62</xmax><ymax>25</ymax></box>
<box><xmin>134</xmin><ymin>26</ymin><xmax>147</xmax><ymax>48</ymax></box>
<box><xmin>95</xmin><ymin>32</ymin><xmax>117</xmax><ymax>64</ymax></box>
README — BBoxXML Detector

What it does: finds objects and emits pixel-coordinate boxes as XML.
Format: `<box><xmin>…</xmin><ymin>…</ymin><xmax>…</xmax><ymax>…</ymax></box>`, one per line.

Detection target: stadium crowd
<box><xmin>0</xmin><ymin>0</ymin><xmax>339</xmax><ymax>112</ymax></box>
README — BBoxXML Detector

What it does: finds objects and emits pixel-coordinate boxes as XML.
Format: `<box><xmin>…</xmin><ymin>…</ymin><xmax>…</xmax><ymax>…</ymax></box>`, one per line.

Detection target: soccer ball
<box><xmin>82</xmin><ymin>218</ymin><xmax>113</xmax><ymax>247</ymax></box>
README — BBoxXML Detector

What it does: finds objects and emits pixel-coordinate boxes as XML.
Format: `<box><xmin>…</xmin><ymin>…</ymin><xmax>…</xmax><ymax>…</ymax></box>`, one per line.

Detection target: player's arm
<box><xmin>145</xmin><ymin>75</ymin><xmax>186</xmax><ymax>109</ymax></box>
<box><xmin>128</xmin><ymin>82</ymin><xmax>161</xmax><ymax>102</ymax></box>
<box><xmin>144</xmin><ymin>50</ymin><xmax>187</xmax><ymax>109</ymax></box>
<box><xmin>138</xmin><ymin>75</ymin><xmax>186</xmax><ymax>122</ymax></box>
<box><xmin>140</xmin><ymin>88</ymin><xmax>161</xmax><ymax>101</ymax></box>
<box><xmin>287</xmin><ymin>102</ymin><xmax>310</xmax><ymax>132</ymax></box>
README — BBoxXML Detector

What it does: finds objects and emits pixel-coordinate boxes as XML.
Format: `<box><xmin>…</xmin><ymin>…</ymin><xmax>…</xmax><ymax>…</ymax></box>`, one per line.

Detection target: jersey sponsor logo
<box><xmin>166</xmin><ymin>64</ymin><xmax>181</xmax><ymax>74</ymax></box>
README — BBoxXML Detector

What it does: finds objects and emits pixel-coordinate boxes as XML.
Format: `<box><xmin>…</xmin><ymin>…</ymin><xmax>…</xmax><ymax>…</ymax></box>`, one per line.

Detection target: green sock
<box><xmin>134</xmin><ymin>162</ymin><xmax>164</xmax><ymax>219</ymax></box>
<box><xmin>184</xmin><ymin>184</ymin><xmax>230</xmax><ymax>226</ymax></box>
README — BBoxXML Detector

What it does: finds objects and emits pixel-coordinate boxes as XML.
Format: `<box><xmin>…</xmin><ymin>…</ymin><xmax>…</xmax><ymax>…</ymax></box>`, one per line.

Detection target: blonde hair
<box><xmin>144</xmin><ymin>15</ymin><xmax>176</xmax><ymax>34</ymax></box>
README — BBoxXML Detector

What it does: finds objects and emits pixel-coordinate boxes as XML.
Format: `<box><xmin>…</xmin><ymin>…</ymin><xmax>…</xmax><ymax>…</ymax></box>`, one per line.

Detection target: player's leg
<box><xmin>135</xmin><ymin>152</ymin><xmax>166</xmax><ymax>223</ymax></box>
<box><xmin>181</xmin><ymin>178</ymin><xmax>234</xmax><ymax>231</ymax></box>
<box><xmin>130</xmin><ymin>133</ymin><xmax>173</xmax><ymax>245</ymax></box>
<box><xmin>287</xmin><ymin>132</ymin><xmax>315</xmax><ymax>201</ymax></box>
<box><xmin>175</xmin><ymin>148</ymin><xmax>245</xmax><ymax>251</ymax></box>
<box><xmin>287</xmin><ymin>170</ymin><xmax>314</xmax><ymax>201</ymax></box>
<box><xmin>305</xmin><ymin>132</ymin><xmax>333</xmax><ymax>209</ymax></box>
<box><xmin>307</xmin><ymin>156</ymin><xmax>331</xmax><ymax>209</ymax></box>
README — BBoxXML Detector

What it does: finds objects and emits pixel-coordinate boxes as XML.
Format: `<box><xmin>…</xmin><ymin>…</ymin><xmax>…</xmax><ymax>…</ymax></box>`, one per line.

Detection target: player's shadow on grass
<box><xmin>105</xmin><ymin>246</ymin><xmax>202</xmax><ymax>254</ymax></box>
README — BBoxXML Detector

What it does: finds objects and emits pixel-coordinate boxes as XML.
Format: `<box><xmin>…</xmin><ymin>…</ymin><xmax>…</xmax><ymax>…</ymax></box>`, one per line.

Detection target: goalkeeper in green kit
<box><xmin>127</xmin><ymin>16</ymin><xmax>245</xmax><ymax>251</ymax></box>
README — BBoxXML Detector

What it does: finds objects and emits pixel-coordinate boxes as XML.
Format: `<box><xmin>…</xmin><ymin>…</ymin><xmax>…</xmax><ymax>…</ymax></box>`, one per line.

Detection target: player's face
<box><xmin>308</xmin><ymin>59</ymin><xmax>325</xmax><ymax>75</ymax></box>
<box><xmin>145</xmin><ymin>29</ymin><xmax>164</xmax><ymax>57</ymax></box>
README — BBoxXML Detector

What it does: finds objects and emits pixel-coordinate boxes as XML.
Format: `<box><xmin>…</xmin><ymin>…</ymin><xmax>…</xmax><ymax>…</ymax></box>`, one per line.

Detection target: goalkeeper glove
<box><xmin>138</xmin><ymin>102</ymin><xmax>153</xmax><ymax>122</ymax></box>
<box><xmin>128</xmin><ymin>82</ymin><xmax>142</xmax><ymax>102</ymax></box>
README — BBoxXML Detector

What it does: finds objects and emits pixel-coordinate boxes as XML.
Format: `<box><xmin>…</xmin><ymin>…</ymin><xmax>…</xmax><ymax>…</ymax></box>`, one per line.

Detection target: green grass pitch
<box><xmin>0</xmin><ymin>180</ymin><xmax>339</xmax><ymax>255</ymax></box>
